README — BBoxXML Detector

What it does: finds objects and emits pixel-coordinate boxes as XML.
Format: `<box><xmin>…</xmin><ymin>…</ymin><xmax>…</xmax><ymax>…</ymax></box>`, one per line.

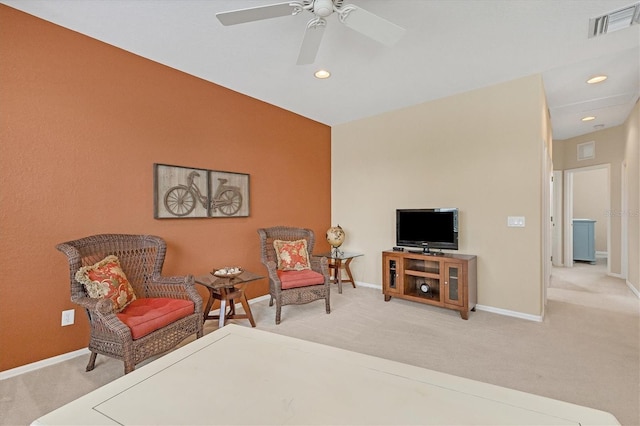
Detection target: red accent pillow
<box><xmin>273</xmin><ymin>239</ymin><xmax>311</xmax><ymax>271</ymax></box>
<box><xmin>75</xmin><ymin>255</ymin><xmax>137</xmax><ymax>312</ymax></box>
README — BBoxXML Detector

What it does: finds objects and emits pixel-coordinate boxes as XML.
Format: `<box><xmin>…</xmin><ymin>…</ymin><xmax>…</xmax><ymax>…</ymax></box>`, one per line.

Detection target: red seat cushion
<box><xmin>277</xmin><ymin>269</ymin><xmax>325</xmax><ymax>289</ymax></box>
<box><xmin>116</xmin><ymin>298</ymin><xmax>195</xmax><ymax>340</ymax></box>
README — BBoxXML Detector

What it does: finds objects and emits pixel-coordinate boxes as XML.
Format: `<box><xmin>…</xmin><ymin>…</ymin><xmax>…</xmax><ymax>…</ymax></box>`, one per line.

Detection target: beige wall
<box><xmin>623</xmin><ymin>100</ymin><xmax>639</xmax><ymax>292</ymax></box>
<box><xmin>553</xmin><ymin>126</ymin><xmax>626</xmax><ymax>275</ymax></box>
<box><xmin>573</xmin><ymin>168</ymin><xmax>608</xmax><ymax>253</ymax></box>
<box><xmin>332</xmin><ymin>75</ymin><xmax>547</xmax><ymax>316</ymax></box>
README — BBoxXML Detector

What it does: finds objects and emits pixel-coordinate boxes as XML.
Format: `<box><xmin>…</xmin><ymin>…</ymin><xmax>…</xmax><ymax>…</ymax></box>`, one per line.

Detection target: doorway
<box><xmin>562</xmin><ymin>164</ymin><xmax>610</xmax><ymax>272</ymax></box>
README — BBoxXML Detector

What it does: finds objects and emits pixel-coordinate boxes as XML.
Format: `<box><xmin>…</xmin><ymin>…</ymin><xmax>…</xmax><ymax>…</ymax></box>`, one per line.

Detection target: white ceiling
<box><xmin>2</xmin><ymin>0</ymin><xmax>639</xmax><ymax>140</ymax></box>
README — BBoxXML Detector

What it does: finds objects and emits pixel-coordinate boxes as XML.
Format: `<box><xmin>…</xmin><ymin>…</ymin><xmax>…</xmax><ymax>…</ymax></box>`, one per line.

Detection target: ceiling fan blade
<box><xmin>216</xmin><ymin>2</ymin><xmax>302</xmax><ymax>26</ymax></box>
<box><xmin>296</xmin><ymin>20</ymin><xmax>326</xmax><ymax>65</ymax></box>
<box><xmin>340</xmin><ymin>6</ymin><xmax>405</xmax><ymax>46</ymax></box>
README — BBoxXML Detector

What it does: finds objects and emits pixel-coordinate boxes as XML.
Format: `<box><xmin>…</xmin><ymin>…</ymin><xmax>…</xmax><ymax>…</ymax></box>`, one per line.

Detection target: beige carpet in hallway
<box><xmin>1</xmin><ymin>261</ymin><xmax>638</xmax><ymax>425</ymax></box>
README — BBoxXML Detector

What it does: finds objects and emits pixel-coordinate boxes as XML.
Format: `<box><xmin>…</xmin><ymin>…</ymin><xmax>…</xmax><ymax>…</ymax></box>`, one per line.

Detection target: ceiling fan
<box><xmin>216</xmin><ymin>0</ymin><xmax>406</xmax><ymax>65</ymax></box>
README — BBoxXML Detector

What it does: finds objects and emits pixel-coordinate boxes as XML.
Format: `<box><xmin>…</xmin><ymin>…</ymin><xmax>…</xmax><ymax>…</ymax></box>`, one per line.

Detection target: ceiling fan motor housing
<box><xmin>313</xmin><ymin>0</ymin><xmax>335</xmax><ymax>17</ymax></box>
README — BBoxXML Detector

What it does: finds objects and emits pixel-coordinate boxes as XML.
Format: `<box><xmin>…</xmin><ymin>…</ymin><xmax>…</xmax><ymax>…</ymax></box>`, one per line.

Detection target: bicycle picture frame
<box><xmin>209</xmin><ymin>170</ymin><xmax>250</xmax><ymax>218</ymax></box>
<box><xmin>153</xmin><ymin>163</ymin><xmax>250</xmax><ymax>219</ymax></box>
<box><xmin>153</xmin><ymin>164</ymin><xmax>209</xmax><ymax>219</ymax></box>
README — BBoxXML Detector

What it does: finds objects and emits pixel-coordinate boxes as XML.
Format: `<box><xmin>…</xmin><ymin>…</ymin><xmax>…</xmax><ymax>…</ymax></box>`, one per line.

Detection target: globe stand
<box><xmin>331</xmin><ymin>246</ymin><xmax>344</xmax><ymax>257</ymax></box>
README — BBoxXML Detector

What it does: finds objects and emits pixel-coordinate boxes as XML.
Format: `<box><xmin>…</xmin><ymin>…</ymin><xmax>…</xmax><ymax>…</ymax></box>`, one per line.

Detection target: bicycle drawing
<box><xmin>164</xmin><ymin>171</ymin><xmax>243</xmax><ymax>217</ymax></box>
<box><xmin>154</xmin><ymin>164</ymin><xmax>249</xmax><ymax>218</ymax></box>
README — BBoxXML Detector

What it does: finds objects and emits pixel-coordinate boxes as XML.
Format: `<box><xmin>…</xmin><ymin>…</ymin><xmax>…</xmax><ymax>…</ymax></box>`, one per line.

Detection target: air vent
<box><xmin>589</xmin><ymin>2</ymin><xmax>640</xmax><ymax>38</ymax></box>
<box><xmin>577</xmin><ymin>141</ymin><xmax>595</xmax><ymax>161</ymax></box>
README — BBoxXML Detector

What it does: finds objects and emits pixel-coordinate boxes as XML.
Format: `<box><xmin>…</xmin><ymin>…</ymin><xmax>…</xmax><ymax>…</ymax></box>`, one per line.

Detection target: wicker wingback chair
<box><xmin>258</xmin><ymin>226</ymin><xmax>330</xmax><ymax>324</ymax></box>
<box><xmin>56</xmin><ymin>234</ymin><xmax>203</xmax><ymax>374</ymax></box>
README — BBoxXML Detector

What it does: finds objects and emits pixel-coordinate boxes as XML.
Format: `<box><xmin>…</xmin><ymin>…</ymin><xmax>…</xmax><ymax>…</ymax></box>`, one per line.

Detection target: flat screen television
<box><xmin>396</xmin><ymin>208</ymin><xmax>459</xmax><ymax>253</ymax></box>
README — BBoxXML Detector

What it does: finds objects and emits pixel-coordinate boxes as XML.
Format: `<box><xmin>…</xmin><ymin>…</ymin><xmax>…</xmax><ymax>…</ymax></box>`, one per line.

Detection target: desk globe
<box><xmin>326</xmin><ymin>225</ymin><xmax>345</xmax><ymax>256</ymax></box>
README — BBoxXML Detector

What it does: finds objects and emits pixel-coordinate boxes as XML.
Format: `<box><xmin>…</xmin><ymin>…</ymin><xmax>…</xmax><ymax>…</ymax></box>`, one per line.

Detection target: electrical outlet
<box><xmin>61</xmin><ymin>309</ymin><xmax>75</xmax><ymax>326</ymax></box>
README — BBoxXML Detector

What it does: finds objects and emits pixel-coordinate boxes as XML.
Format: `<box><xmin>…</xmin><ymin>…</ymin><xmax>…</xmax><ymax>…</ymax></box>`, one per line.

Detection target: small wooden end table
<box><xmin>195</xmin><ymin>270</ymin><xmax>263</xmax><ymax>328</ymax></box>
<box><xmin>315</xmin><ymin>251</ymin><xmax>363</xmax><ymax>294</ymax></box>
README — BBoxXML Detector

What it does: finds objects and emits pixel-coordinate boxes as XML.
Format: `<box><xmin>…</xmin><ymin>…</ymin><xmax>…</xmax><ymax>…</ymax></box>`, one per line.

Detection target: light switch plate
<box><xmin>507</xmin><ymin>216</ymin><xmax>525</xmax><ymax>227</ymax></box>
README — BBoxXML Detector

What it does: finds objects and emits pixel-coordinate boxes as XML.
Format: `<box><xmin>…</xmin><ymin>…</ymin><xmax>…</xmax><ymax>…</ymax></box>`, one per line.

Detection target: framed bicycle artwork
<box><xmin>154</xmin><ymin>163</ymin><xmax>250</xmax><ymax>219</ymax></box>
<box><xmin>209</xmin><ymin>170</ymin><xmax>250</xmax><ymax>218</ymax></box>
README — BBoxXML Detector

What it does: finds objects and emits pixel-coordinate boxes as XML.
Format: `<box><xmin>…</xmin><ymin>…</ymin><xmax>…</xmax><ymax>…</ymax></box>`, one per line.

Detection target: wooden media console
<box><xmin>382</xmin><ymin>250</ymin><xmax>477</xmax><ymax>319</ymax></box>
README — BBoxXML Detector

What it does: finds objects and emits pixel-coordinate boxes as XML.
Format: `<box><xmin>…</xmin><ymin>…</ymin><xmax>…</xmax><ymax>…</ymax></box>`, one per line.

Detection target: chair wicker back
<box><xmin>258</xmin><ymin>226</ymin><xmax>330</xmax><ymax>324</ymax></box>
<box><xmin>56</xmin><ymin>234</ymin><xmax>203</xmax><ymax>374</ymax></box>
<box><xmin>259</xmin><ymin>226</ymin><xmax>317</xmax><ymax>267</ymax></box>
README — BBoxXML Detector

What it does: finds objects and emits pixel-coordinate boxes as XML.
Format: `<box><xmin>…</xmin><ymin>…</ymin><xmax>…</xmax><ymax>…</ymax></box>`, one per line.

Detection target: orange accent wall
<box><xmin>0</xmin><ymin>5</ymin><xmax>331</xmax><ymax>372</ymax></box>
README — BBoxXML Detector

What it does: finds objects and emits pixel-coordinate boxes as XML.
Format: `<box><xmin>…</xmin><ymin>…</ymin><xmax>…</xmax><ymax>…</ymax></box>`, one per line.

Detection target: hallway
<box><xmin>549</xmin><ymin>257</ymin><xmax>637</xmax><ymax>314</ymax></box>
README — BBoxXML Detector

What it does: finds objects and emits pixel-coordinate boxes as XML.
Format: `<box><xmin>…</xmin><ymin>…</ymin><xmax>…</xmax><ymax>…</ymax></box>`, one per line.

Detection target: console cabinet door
<box><xmin>443</xmin><ymin>262</ymin><xmax>464</xmax><ymax>307</ymax></box>
<box><xmin>383</xmin><ymin>254</ymin><xmax>401</xmax><ymax>295</ymax></box>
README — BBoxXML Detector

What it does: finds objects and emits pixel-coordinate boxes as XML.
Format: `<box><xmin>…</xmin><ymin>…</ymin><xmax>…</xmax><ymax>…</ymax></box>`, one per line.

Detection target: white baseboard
<box><xmin>354</xmin><ymin>281</ymin><xmax>380</xmax><ymax>290</ymax></box>
<box><xmin>626</xmin><ymin>280</ymin><xmax>640</xmax><ymax>298</ymax></box>
<box><xmin>249</xmin><ymin>294</ymin><xmax>271</xmax><ymax>304</ymax></box>
<box><xmin>356</xmin><ymin>282</ymin><xmax>542</xmax><ymax>322</ymax></box>
<box><xmin>0</xmin><ymin>285</ymin><xmax>565</xmax><ymax>380</ymax></box>
<box><xmin>474</xmin><ymin>304</ymin><xmax>543</xmax><ymax>322</ymax></box>
<box><xmin>0</xmin><ymin>348</ymin><xmax>90</xmax><ymax>381</ymax></box>
<box><xmin>1</xmin><ymin>295</ymin><xmax>274</xmax><ymax>381</ymax></box>
<box><xmin>595</xmin><ymin>251</ymin><xmax>608</xmax><ymax>258</ymax></box>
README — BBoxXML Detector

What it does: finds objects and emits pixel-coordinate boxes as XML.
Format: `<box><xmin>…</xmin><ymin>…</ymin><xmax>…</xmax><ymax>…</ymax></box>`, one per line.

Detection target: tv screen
<box><xmin>396</xmin><ymin>208</ymin><xmax>458</xmax><ymax>251</ymax></box>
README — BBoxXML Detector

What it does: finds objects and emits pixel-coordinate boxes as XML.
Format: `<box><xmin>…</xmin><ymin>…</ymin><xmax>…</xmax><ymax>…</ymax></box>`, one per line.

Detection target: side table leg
<box><xmin>336</xmin><ymin>259</ymin><xmax>343</xmax><ymax>294</ymax></box>
<box><xmin>218</xmin><ymin>298</ymin><xmax>227</xmax><ymax>328</ymax></box>
<box><xmin>344</xmin><ymin>258</ymin><xmax>356</xmax><ymax>288</ymax></box>
<box><xmin>239</xmin><ymin>293</ymin><xmax>256</xmax><ymax>327</ymax></box>
<box><xmin>203</xmin><ymin>290</ymin><xmax>215</xmax><ymax>324</ymax></box>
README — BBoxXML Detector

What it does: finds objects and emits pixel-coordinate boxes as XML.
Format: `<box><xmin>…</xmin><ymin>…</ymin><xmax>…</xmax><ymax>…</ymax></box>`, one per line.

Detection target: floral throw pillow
<box><xmin>273</xmin><ymin>239</ymin><xmax>311</xmax><ymax>271</ymax></box>
<box><xmin>75</xmin><ymin>255</ymin><xmax>137</xmax><ymax>312</ymax></box>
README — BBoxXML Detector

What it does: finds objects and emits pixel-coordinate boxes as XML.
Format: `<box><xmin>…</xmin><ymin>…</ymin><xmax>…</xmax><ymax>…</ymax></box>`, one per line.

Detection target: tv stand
<box><xmin>382</xmin><ymin>250</ymin><xmax>477</xmax><ymax>319</ymax></box>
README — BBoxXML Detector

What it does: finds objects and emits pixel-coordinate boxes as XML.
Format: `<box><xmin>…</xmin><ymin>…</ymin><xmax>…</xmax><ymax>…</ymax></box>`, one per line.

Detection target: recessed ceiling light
<box><xmin>581</xmin><ymin>116</ymin><xmax>596</xmax><ymax>122</ymax></box>
<box><xmin>587</xmin><ymin>75</ymin><xmax>607</xmax><ymax>84</ymax></box>
<box><xmin>314</xmin><ymin>69</ymin><xmax>331</xmax><ymax>79</ymax></box>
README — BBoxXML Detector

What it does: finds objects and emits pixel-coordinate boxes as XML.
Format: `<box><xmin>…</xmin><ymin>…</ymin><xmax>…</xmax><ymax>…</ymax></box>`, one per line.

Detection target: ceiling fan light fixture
<box><xmin>581</xmin><ymin>116</ymin><xmax>596</xmax><ymax>122</ymax></box>
<box><xmin>587</xmin><ymin>75</ymin><xmax>608</xmax><ymax>84</ymax></box>
<box><xmin>313</xmin><ymin>0</ymin><xmax>335</xmax><ymax>17</ymax></box>
<box><xmin>314</xmin><ymin>69</ymin><xmax>331</xmax><ymax>79</ymax></box>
